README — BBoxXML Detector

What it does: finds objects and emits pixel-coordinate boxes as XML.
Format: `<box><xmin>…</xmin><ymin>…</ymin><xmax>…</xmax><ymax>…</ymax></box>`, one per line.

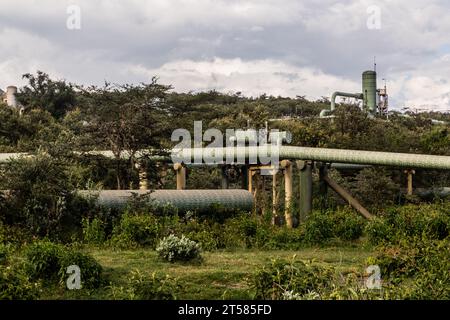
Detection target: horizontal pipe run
<box><xmin>0</xmin><ymin>151</ymin><xmax>170</xmax><ymax>163</ymax></box>
<box><xmin>412</xmin><ymin>187</ymin><xmax>450</xmax><ymax>198</ymax></box>
<box><xmin>171</xmin><ymin>146</ymin><xmax>450</xmax><ymax>170</ymax></box>
<box><xmin>329</xmin><ymin>163</ymin><xmax>372</xmax><ymax>170</ymax></box>
<box><xmin>2</xmin><ymin>146</ymin><xmax>450</xmax><ymax>170</ymax></box>
<box><xmin>77</xmin><ymin>189</ymin><xmax>254</xmax><ymax>213</ymax></box>
<box><xmin>0</xmin><ymin>153</ymin><xmax>30</xmax><ymax>163</ymax></box>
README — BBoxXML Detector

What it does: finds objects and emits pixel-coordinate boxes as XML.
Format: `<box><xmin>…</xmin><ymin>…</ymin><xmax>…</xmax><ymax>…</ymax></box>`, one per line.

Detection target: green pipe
<box><xmin>0</xmin><ymin>152</ymin><xmax>30</xmax><ymax>163</ymax></box>
<box><xmin>320</xmin><ymin>91</ymin><xmax>363</xmax><ymax>117</ymax></box>
<box><xmin>2</xmin><ymin>146</ymin><xmax>450</xmax><ymax>170</ymax></box>
<box><xmin>77</xmin><ymin>189</ymin><xmax>253</xmax><ymax>212</ymax></box>
<box><xmin>172</xmin><ymin>146</ymin><xmax>450</xmax><ymax>170</ymax></box>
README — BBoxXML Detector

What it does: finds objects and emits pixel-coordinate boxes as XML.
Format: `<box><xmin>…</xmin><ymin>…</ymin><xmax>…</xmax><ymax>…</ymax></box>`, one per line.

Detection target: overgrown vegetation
<box><xmin>156</xmin><ymin>235</ymin><xmax>202</xmax><ymax>263</ymax></box>
<box><xmin>24</xmin><ymin>240</ymin><xmax>103</xmax><ymax>289</ymax></box>
<box><xmin>0</xmin><ymin>71</ymin><xmax>448</xmax><ymax>300</ymax></box>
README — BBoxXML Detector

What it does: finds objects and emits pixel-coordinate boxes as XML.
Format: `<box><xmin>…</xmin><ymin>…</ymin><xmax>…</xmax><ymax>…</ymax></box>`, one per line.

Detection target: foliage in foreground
<box><xmin>156</xmin><ymin>235</ymin><xmax>202</xmax><ymax>263</ymax></box>
<box><xmin>24</xmin><ymin>240</ymin><xmax>103</xmax><ymax>289</ymax></box>
<box><xmin>0</xmin><ymin>265</ymin><xmax>41</xmax><ymax>300</ymax></box>
<box><xmin>110</xmin><ymin>270</ymin><xmax>179</xmax><ymax>300</ymax></box>
<box><xmin>250</xmin><ymin>237</ymin><xmax>449</xmax><ymax>300</ymax></box>
<box><xmin>368</xmin><ymin>238</ymin><xmax>450</xmax><ymax>299</ymax></box>
<box><xmin>365</xmin><ymin>202</ymin><xmax>449</xmax><ymax>244</ymax></box>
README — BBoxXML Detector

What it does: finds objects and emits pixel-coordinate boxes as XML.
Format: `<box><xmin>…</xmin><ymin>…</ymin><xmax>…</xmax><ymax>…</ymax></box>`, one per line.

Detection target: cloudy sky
<box><xmin>1</xmin><ymin>0</ymin><xmax>450</xmax><ymax>111</ymax></box>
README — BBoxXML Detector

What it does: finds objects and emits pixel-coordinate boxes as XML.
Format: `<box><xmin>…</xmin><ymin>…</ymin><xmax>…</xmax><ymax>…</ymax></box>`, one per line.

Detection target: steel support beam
<box><xmin>322</xmin><ymin>174</ymin><xmax>373</xmax><ymax>220</ymax></box>
<box><xmin>297</xmin><ymin>160</ymin><xmax>313</xmax><ymax>221</ymax></box>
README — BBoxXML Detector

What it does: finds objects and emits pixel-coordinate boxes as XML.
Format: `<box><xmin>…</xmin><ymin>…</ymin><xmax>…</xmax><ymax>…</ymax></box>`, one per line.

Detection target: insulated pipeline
<box><xmin>77</xmin><ymin>189</ymin><xmax>254</xmax><ymax>212</ymax></box>
<box><xmin>171</xmin><ymin>146</ymin><xmax>450</xmax><ymax>170</ymax></box>
<box><xmin>2</xmin><ymin>146</ymin><xmax>450</xmax><ymax>170</ymax></box>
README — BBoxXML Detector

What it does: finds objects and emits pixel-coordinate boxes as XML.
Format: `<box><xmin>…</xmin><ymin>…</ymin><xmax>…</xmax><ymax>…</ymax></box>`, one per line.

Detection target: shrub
<box><xmin>368</xmin><ymin>238</ymin><xmax>450</xmax><ymax>278</ymax></box>
<box><xmin>0</xmin><ymin>244</ymin><xmax>11</xmax><ymax>265</ymax></box>
<box><xmin>367</xmin><ymin>238</ymin><xmax>450</xmax><ymax>299</ymax></box>
<box><xmin>249</xmin><ymin>257</ymin><xmax>334</xmax><ymax>300</ymax></box>
<box><xmin>185</xmin><ymin>230</ymin><xmax>219</xmax><ymax>251</ymax></box>
<box><xmin>0</xmin><ymin>265</ymin><xmax>41</xmax><ymax>300</ymax></box>
<box><xmin>0</xmin><ymin>153</ymin><xmax>90</xmax><ymax>238</ymax></box>
<box><xmin>263</xmin><ymin>227</ymin><xmax>304</xmax><ymax>250</ymax></box>
<box><xmin>126</xmin><ymin>270</ymin><xmax>178</xmax><ymax>300</ymax></box>
<box><xmin>365</xmin><ymin>216</ymin><xmax>394</xmax><ymax>245</ymax></box>
<box><xmin>221</xmin><ymin>216</ymin><xmax>254</xmax><ymax>249</ymax></box>
<box><xmin>174</xmin><ymin>218</ymin><xmax>219</xmax><ymax>251</ymax></box>
<box><xmin>24</xmin><ymin>241</ymin><xmax>65</xmax><ymax>281</ymax></box>
<box><xmin>24</xmin><ymin>240</ymin><xmax>103</xmax><ymax>289</ymax></box>
<box><xmin>82</xmin><ymin>217</ymin><xmax>106</xmax><ymax>245</ymax></box>
<box><xmin>352</xmin><ymin>168</ymin><xmax>399</xmax><ymax>208</ymax></box>
<box><xmin>365</xmin><ymin>203</ymin><xmax>449</xmax><ymax>245</ymax></box>
<box><xmin>58</xmin><ymin>251</ymin><xmax>103</xmax><ymax>289</ymax></box>
<box><xmin>156</xmin><ymin>235</ymin><xmax>201</xmax><ymax>263</ymax></box>
<box><xmin>0</xmin><ymin>222</ymin><xmax>33</xmax><ymax>245</ymax></box>
<box><xmin>303</xmin><ymin>212</ymin><xmax>334</xmax><ymax>244</ymax></box>
<box><xmin>110</xmin><ymin>212</ymin><xmax>160</xmax><ymax>248</ymax></box>
<box><xmin>332</xmin><ymin>208</ymin><xmax>365</xmax><ymax>241</ymax></box>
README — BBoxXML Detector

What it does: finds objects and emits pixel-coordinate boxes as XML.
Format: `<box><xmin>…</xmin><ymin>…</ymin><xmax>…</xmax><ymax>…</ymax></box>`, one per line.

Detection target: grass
<box><xmin>39</xmin><ymin>245</ymin><xmax>375</xmax><ymax>300</ymax></box>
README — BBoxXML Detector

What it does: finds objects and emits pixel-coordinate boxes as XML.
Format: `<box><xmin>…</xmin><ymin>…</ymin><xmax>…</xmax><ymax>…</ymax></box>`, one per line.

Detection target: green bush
<box><xmin>110</xmin><ymin>212</ymin><xmax>160</xmax><ymax>248</ymax></box>
<box><xmin>24</xmin><ymin>241</ymin><xmax>65</xmax><ymax>281</ymax></box>
<box><xmin>332</xmin><ymin>209</ymin><xmax>365</xmax><ymax>241</ymax></box>
<box><xmin>173</xmin><ymin>218</ymin><xmax>219</xmax><ymax>251</ymax></box>
<box><xmin>24</xmin><ymin>240</ymin><xmax>103</xmax><ymax>289</ymax></box>
<box><xmin>221</xmin><ymin>216</ymin><xmax>254</xmax><ymax>249</ymax></box>
<box><xmin>303</xmin><ymin>212</ymin><xmax>334</xmax><ymax>244</ymax></box>
<box><xmin>0</xmin><ymin>244</ymin><xmax>12</xmax><ymax>265</ymax></box>
<box><xmin>367</xmin><ymin>238</ymin><xmax>450</xmax><ymax>299</ymax></box>
<box><xmin>365</xmin><ymin>216</ymin><xmax>394</xmax><ymax>244</ymax></box>
<box><xmin>185</xmin><ymin>230</ymin><xmax>219</xmax><ymax>251</ymax></box>
<box><xmin>156</xmin><ymin>235</ymin><xmax>201</xmax><ymax>263</ymax></box>
<box><xmin>0</xmin><ymin>153</ymin><xmax>91</xmax><ymax>238</ymax></box>
<box><xmin>249</xmin><ymin>257</ymin><xmax>334</xmax><ymax>300</ymax></box>
<box><xmin>126</xmin><ymin>270</ymin><xmax>178</xmax><ymax>300</ymax></box>
<box><xmin>58</xmin><ymin>251</ymin><xmax>103</xmax><ymax>289</ymax></box>
<box><xmin>351</xmin><ymin>168</ymin><xmax>399</xmax><ymax>208</ymax></box>
<box><xmin>263</xmin><ymin>227</ymin><xmax>304</xmax><ymax>250</ymax></box>
<box><xmin>0</xmin><ymin>265</ymin><xmax>41</xmax><ymax>300</ymax></box>
<box><xmin>0</xmin><ymin>222</ymin><xmax>33</xmax><ymax>245</ymax></box>
<box><xmin>365</xmin><ymin>203</ymin><xmax>449</xmax><ymax>245</ymax></box>
<box><xmin>368</xmin><ymin>238</ymin><xmax>450</xmax><ymax>278</ymax></box>
<box><xmin>82</xmin><ymin>217</ymin><xmax>106</xmax><ymax>245</ymax></box>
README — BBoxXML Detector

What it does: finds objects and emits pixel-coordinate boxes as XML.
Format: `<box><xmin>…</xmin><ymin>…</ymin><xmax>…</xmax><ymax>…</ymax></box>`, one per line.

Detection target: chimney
<box><xmin>6</xmin><ymin>86</ymin><xmax>18</xmax><ymax>108</ymax></box>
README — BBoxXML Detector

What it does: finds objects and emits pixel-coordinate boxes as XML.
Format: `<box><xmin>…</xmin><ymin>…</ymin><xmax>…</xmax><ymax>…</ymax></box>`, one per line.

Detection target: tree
<box><xmin>0</xmin><ymin>152</ymin><xmax>88</xmax><ymax>238</ymax></box>
<box><xmin>78</xmin><ymin>79</ymin><xmax>172</xmax><ymax>189</ymax></box>
<box><xmin>17</xmin><ymin>71</ymin><xmax>76</xmax><ymax>118</ymax></box>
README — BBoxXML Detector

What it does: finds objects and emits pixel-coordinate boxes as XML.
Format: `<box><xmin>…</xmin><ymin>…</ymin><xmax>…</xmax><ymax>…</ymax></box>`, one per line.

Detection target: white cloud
<box><xmin>128</xmin><ymin>57</ymin><xmax>360</xmax><ymax>99</ymax></box>
<box><xmin>0</xmin><ymin>0</ymin><xmax>450</xmax><ymax>111</ymax></box>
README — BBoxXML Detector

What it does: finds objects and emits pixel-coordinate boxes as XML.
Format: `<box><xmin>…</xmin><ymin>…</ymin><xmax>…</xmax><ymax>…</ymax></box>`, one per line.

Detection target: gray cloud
<box><xmin>0</xmin><ymin>0</ymin><xmax>449</xmax><ymax>111</ymax></box>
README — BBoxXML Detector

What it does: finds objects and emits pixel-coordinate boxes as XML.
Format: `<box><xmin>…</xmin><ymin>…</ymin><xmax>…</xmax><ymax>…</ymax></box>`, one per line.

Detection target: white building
<box><xmin>1</xmin><ymin>86</ymin><xmax>18</xmax><ymax>108</ymax></box>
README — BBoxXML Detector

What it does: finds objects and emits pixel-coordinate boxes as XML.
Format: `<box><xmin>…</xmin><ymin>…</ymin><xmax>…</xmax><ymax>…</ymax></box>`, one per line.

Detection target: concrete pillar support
<box><xmin>281</xmin><ymin>160</ymin><xmax>293</xmax><ymax>228</ymax></box>
<box><xmin>173</xmin><ymin>162</ymin><xmax>186</xmax><ymax>190</ymax></box>
<box><xmin>318</xmin><ymin>163</ymin><xmax>328</xmax><ymax>209</ymax></box>
<box><xmin>405</xmin><ymin>169</ymin><xmax>415</xmax><ymax>196</ymax></box>
<box><xmin>297</xmin><ymin>160</ymin><xmax>313</xmax><ymax>221</ymax></box>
